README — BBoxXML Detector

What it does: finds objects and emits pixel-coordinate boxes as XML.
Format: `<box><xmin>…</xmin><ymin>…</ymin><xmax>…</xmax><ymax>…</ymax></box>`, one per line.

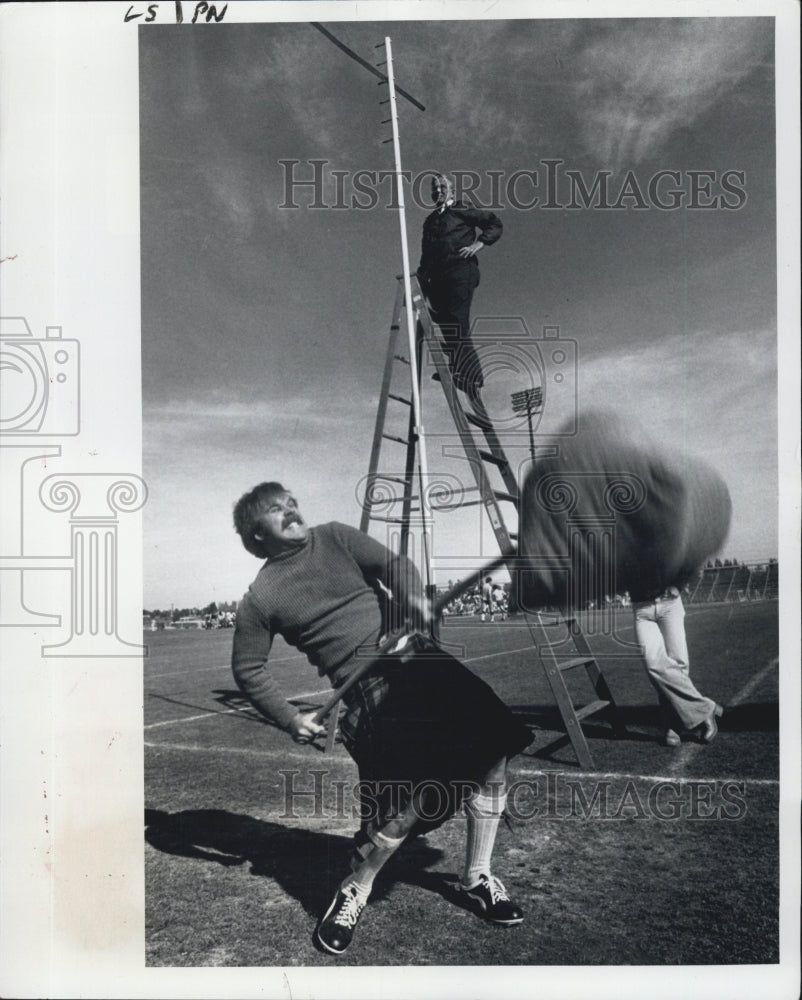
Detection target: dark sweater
<box><xmin>231</xmin><ymin>522</ymin><xmax>419</xmax><ymax>729</ymax></box>
<box><xmin>418</xmin><ymin>201</ymin><xmax>503</xmax><ymax>275</ymax></box>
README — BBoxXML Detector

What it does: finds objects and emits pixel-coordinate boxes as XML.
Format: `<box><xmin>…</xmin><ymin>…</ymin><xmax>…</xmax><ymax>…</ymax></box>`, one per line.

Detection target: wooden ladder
<box><xmin>346</xmin><ymin>274</ymin><xmax>625</xmax><ymax>767</ymax></box>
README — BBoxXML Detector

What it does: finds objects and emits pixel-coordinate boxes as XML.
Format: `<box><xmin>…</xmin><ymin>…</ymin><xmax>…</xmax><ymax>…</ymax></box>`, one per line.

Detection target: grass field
<box><xmin>144</xmin><ymin>601</ymin><xmax>779</xmax><ymax>967</ymax></box>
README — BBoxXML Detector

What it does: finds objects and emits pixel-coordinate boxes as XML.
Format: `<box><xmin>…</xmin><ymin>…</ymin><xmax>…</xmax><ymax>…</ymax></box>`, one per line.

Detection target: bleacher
<box><xmin>686</xmin><ymin>562</ymin><xmax>778</xmax><ymax>605</ymax></box>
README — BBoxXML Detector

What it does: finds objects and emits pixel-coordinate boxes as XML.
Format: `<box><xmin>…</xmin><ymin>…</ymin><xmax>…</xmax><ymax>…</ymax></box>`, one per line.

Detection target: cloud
<box><xmin>570</xmin><ymin>19</ymin><xmax>772</xmax><ymax>166</ymax></box>
<box><xmin>144</xmin><ymin>390</ymin><xmax>379</xmax><ymax>459</ymax></box>
<box><xmin>577</xmin><ymin>326</ymin><xmax>776</xmax><ymax>462</ymax></box>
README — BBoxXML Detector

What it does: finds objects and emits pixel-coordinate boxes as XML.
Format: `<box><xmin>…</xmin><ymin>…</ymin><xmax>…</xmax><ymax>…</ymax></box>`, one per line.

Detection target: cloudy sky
<box><xmin>139</xmin><ymin>16</ymin><xmax>777</xmax><ymax>609</ymax></box>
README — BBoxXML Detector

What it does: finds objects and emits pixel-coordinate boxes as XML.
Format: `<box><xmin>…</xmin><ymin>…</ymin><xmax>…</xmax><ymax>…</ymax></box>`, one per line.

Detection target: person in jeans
<box><xmin>632</xmin><ymin>586</ymin><xmax>722</xmax><ymax>746</ymax></box>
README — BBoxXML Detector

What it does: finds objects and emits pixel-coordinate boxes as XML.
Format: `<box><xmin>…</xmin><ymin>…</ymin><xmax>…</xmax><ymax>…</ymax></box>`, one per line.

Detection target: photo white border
<box><xmin>0</xmin><ymin>2</ymin><xmax>798</xmax><ymax>998</ymax></box>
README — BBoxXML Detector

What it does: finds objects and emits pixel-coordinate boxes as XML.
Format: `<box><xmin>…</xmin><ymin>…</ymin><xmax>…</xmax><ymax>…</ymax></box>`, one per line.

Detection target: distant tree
<box><xmin>714</xmin><ymin>558</ymin><xmax>723</xmax><ymax>568</ymax></box>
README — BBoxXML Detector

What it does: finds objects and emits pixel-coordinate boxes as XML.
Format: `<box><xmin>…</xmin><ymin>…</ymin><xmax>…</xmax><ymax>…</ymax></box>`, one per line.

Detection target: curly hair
<box><xmin>232</xmin><ymin>481</ymin><xmax>287</xmax><ymax>558</ymax></box>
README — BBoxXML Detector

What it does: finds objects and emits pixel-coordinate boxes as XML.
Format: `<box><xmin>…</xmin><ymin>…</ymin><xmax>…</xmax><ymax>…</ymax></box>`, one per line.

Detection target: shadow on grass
<box><xmin>509</xmin><ymin>702</ymin><xmax>779</xmax><ymax>741</ymax></box>
<box><xmin>144</xmin><ymin>807</ymin><xmax>446</xmax><ymax>919</ymax></box>
<box><xmin>512</xmin><ymin>700</ymin><xmax>779</xmax><ymax>761</ymax></box>
<box><xmin>147</xmin><ymin>689</ymin><xmax>267</xmax><ymax>725</ymax></box>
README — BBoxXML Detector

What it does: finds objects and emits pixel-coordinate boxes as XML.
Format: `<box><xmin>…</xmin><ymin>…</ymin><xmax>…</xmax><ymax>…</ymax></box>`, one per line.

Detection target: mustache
<box><xmin>282</xmin><ymin>512</ymin><xmax>304</xmax><ymax>528</ymax></box>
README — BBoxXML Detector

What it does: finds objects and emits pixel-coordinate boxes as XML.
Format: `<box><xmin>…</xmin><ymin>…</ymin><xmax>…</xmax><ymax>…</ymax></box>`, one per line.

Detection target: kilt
<box><xmin>337</xmin><ymin>635</ymin><xmax>533</xmax><ymax>832</ymax></box>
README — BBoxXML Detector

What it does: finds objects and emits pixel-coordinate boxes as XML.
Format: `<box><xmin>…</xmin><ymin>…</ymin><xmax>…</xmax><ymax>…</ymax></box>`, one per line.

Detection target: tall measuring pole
<box><xmin>383</xmin><ymin>36</ymin><xmax>436</xmax><ymax>603</ymax></box>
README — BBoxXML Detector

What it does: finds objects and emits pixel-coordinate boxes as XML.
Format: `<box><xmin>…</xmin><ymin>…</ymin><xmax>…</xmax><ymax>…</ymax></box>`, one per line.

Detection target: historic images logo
<box><xmin>278</xmin><ymin>770</ymin><xmax>748</xmax><ymax>823</ymax></box>
<box><xmin>279</xmin><ymin>160</ymin><xmax>748</xmax><ymax>213</ymax></box>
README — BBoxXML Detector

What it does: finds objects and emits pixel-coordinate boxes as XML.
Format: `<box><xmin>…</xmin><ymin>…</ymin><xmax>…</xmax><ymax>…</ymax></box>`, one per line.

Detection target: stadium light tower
<box><xmin>511</xmin><ymin>386</ymin><xmax>543</xmax><ymax>465</ymax></box>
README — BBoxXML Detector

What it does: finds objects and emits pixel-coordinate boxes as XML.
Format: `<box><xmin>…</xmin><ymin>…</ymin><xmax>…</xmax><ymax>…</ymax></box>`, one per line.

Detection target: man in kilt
<box><xmin>231</xmin><ymin>481</ymin><xmax>532</xmax><ymax>954</ymax></box>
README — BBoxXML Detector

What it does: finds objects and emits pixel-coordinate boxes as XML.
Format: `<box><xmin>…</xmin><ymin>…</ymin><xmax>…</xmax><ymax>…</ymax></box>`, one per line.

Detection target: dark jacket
<box><xmin>418</xmin><ymin>201</ymin><xmax>503</xmax><ymax>275</ymax></box>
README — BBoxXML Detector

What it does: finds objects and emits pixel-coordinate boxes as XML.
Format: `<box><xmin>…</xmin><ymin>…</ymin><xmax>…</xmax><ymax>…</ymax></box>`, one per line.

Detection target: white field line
<box><xmin>143</xmin><ymin>607</ymin><xmax>765</xmax><ymax>731</ymax></box>
<box><xmin>668</xmin><ymin>656</ymin><xmax>779</xmax><ymax>776</ymax></box>
<box><xmin>461</xmin><ymin>643</ymin><xmax>544</xmax><ymax>664</ymax></box>
<box><xmin>144</xmin><ymin>740</ymin><xmax>321</xmax><ymax>762</ymax></box>
<box><xmin>513</xmin><ymin>762</ymin><xmax>778</xmax><ymax>787</ymax></box>
<box><xmin>144</xmin><ymin>704</ymin><xmax>257</xmax><ymax>729</ymax></box>
<box><xmin>146</xmin><ymin>652</ymin><xmax>780</xmax><ymax>784</ymax></box>
<box><xmin>146</xmin><ymin>652</ymin><xmax>306</xmax><ymax>680</ymax></box>
<box><xmin>727</xmin><ymin>655</ymin><xmax>780</xmax><ymax>705</ymax></box>
<box><xmin>142</xmin><ymin>738</ymin><xmax>779</xmax><ymax>788</ymax></box>
<box><xmin>143</xmin><ymin>646</ymin><xmax>539</xmax><ymax>730</ymax></box>
<box><xmin>145</xmin><ymin>642</ymin><xmax>540</xmax><ymax>682</ymax></box>
<box><xmin>143</xmin><ymin>687</ymin><xmax>331</xmax><ymax>730</ymax></box>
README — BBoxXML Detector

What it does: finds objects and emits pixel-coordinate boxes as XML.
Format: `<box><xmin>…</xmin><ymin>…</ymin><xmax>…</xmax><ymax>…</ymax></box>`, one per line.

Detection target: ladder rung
<box><xmin>366</xmin><ymin>495</ymin><xmax>420</xmax><ymax>505</ymax></box>
<box><xmin>555</xmin><ymin>656</ymin><xmax>596</xmax><ymax>672</ymax></box>
<box><xmin>382</xmin><ymin>434</ymin><xmax>410</xmax><ymax>445</ymax></box>
<box><xmin>478</xmin><ymin>450</ymin><xmax>509</xmax><ymax>467</ymax></box>
<box><xmin>574</xmin><ymin>699</ymin><xmax>611</xmax><ymax>722</ymax></box>
<box><xmin>493</xmin><ymin>490</ymin><xmax>518</xmax><ymax>503</ymax></box>
<box><xmin>374</xmin><ymin>475</ymin><xmax>410</xmax><ymax>485</ymax></box>
<box><xmin>367</xmin><ymin>513</ymin><xmax>420</xmax><ymax>523</ymax></box>
<box><xmin>388</xmin><ymin>393</ymin><xmax>412</xmax><ymax>406</ymax></box>
<box><xmin>393</xmin><ymin>355</ymin><xmax>410</xmax><ymax>365</ymax></box>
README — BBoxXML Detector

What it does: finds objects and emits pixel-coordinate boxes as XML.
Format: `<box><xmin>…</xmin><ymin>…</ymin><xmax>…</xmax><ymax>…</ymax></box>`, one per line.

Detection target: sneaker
<box><xmin>315</xmin><ymin>884</ymin><xmax>368</xmax><ymax>954</ymax></box>
<box><xmin>458</xmin><ymin>873</ymin><xmax>523</xmax><ymax>926</ymax></box>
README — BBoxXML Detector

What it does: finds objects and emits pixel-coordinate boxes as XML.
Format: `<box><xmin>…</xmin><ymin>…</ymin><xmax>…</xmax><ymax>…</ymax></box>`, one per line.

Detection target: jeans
<box><xmin>633</xmin><ymin>593</ymin><xmax>715</xmax><ymax>731</ymax></box>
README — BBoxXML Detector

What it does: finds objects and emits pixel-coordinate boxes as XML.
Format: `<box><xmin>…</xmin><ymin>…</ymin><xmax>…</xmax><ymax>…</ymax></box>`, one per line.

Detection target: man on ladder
<box><xmin>417</xmin><ymin>172</ymin><xmax>503</xmax><ymax>395</ymax></box>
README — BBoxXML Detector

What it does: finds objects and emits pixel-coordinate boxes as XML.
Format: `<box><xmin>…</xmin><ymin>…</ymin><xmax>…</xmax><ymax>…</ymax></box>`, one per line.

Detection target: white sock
<box><xmin>461</xmin><ymin>791</ymin><xmax>506</xmax><ymax>888</ymax></box>
<box><xmin>344</xmin><ymin>827</ymin><xmax>406</xmax><ymax>898</ymax></box>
